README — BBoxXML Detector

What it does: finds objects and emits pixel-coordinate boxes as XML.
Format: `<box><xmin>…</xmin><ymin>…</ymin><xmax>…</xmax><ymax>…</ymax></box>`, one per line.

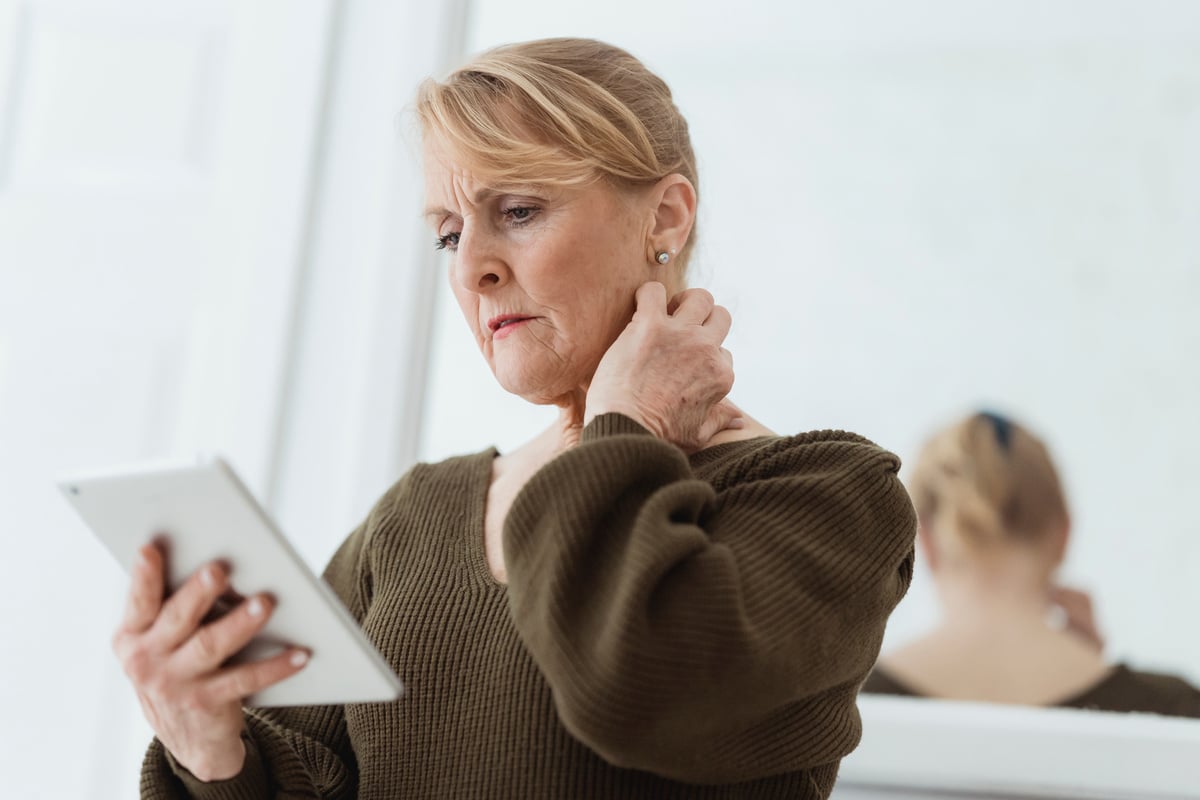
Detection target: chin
<box><xmin>491</xmin><ymin>363</ymin><xmax>589</xmax><ymax>407</ymax></box>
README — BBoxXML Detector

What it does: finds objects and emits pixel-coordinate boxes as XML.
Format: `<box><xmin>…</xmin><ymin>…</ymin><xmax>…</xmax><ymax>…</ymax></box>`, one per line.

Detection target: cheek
<box><xmin>450</xmin><ymin>280</ymin><xmax>482</xmax><ymax>337</ymax></box>
<box><xmin>545</xmin><ymin>230</ymin><xmax>644</xmax><ymax>303</ymax></box>
<box><xmin>542</xmin><ymin>236</ymin><xmax>645</xmax><ymax>345</ymax></box>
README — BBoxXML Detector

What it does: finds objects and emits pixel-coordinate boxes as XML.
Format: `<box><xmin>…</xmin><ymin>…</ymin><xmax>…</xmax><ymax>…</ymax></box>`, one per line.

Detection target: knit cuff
<box><xmin>582</xmin><ymin>412</ymin><xmax>654</xmax><ymax>442</ymax></box>
<box><xmin>163</xmin><ymin>732</ymin><xmax>270</xmax><ymax>799</ymax></box>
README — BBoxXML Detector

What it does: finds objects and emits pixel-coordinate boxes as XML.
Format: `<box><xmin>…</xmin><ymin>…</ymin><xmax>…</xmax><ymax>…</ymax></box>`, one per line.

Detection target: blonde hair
<box><xmin>907</xmin><ymin>412</ymin><xmax>1069</xmax><ymax>551</ymax></box>
<box><xmin>415</xmin><ymin>38</ymin><xmax>700</xmax><ymax>271</ymax></box>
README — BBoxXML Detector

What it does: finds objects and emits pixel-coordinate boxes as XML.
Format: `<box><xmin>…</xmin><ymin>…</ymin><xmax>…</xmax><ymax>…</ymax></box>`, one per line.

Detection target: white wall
<box><xmin>0</xmin><ymin>4</ymin><xmax>337</xmax><ymax>798</ymax></box>
<box><xmin>0</xmin><ymin>1</ymin><xmax>461</xmax><ymax>797</ymax></box>
<box><xmin>421</xmin><ymin>0</ymin><xmax>1200</xmax><ymax>685</ymax></box>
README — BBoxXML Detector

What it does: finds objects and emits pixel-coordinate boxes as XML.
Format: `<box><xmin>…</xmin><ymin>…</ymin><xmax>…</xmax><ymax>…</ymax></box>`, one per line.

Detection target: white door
<box><xmin>0</xmin><ymin>1</ymin><xmax>334</xmax><ymax>796</ymax></box>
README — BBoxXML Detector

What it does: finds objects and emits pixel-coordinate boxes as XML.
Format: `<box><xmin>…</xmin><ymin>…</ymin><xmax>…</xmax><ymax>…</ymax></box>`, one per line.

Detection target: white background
<box><xmin>1</xmin><ymin>1</ymin><xmax>1197</xmax><ymax>798</ymax></box>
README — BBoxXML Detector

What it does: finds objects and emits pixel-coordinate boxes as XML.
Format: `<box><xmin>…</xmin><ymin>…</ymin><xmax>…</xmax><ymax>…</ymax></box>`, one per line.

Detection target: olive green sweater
<box><xmin>141</xmin><ymin>414</ymin><xmax>916</xmax><ymax>799</ymax></box>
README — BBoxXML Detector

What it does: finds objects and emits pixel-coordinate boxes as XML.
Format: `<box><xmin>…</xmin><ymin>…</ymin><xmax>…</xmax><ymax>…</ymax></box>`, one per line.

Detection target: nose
<box><xmin>454</xmin><ymin>225</ymin><xmax>509</xmax><ymax>293</ymax></box>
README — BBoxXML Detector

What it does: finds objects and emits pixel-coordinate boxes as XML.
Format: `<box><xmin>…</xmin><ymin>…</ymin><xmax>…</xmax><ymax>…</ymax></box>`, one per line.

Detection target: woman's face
<box><xmin>423</xmin><ymin>144</ymin><xmax>661</xmax><ymax>406</ymax></box>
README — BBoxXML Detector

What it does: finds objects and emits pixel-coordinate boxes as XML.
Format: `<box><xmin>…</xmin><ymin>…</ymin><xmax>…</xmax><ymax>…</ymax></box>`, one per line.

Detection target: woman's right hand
<box><xmin>111</xmin><ymin>543</ymin><xmax>310</xmax><ymax>782</ymax></box>
<box><xmin>1048</xmin><ymin>584</ymin><xmax>1106</xmax><ymax>653</ymax></box>
<box><xmin>585</xmin><ymin>283</ymin><xmax>739</xmax><ymax>452</ymax></box>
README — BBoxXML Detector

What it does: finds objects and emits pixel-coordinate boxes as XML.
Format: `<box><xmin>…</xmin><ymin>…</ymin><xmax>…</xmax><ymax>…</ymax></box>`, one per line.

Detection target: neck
<box><xmin>552</xmin><ymin>401</ymin><xmax>586</xmax><ymax>452</ymax></box>
<box><xmin>519</xmin><ymin>392</ymin><xmax>586</xmax><ymax>461</ymax></box>
<box><xmin>934</xmin><ymin>570</ymin><xmax>1056</xmax><ymax>638</ymax></box>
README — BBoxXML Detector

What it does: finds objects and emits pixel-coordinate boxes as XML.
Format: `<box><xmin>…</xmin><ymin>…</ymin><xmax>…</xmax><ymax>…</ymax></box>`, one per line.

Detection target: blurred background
<box><xmin>1</xmin><ymin>0</ymin><xmax>1198</xmax><ymax>797</ymax></box>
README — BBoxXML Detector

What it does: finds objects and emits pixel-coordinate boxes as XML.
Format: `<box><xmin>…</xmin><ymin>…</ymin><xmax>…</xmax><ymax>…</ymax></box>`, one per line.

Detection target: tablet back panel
<box><xmin>59</xmin><ymin>458</ymin><xmax>403</xmax><ymax>706</ymax></box>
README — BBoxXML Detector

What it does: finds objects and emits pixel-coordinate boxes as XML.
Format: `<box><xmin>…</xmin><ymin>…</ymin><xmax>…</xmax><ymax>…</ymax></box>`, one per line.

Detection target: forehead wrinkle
<box><xmin>423</xmin><ymin>165</ymin><xmax>501</xmax><ymax>221</ymax></box>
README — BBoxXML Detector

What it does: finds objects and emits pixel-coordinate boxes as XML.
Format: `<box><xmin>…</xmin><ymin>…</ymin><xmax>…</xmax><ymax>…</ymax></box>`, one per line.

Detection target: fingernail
<box><xmin>729</xmin><ymin>417</ymin><xmax>746</xmax><ymax>429</ymax></box>
<box><xmin>200</xmin><ymin>567</ymin><xmax>216</xmax><ymax>588</ymax></box>
<box><xmin>290</xmin><ymin>650</ymin><xmax>309</xmax><ymax>668</ymax></box>
<box><xmin>247</xmin><ymin>598</ymin><xmax>264</xmax><ymax>617</ymax></box>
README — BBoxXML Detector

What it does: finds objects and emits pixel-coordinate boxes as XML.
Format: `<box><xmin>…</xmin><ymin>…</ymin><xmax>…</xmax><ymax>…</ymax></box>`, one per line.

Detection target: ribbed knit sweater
<box><xmin>141</xmin><ymin>413</ymin><xmax>916</xmax><ymax>799</ymax></box>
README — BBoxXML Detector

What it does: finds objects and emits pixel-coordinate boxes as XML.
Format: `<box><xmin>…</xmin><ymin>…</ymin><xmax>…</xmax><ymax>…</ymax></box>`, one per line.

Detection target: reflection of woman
<box><xmin>863</xmin><ymin>412</ymin><xmax>1200</xmax><ymax>718</ymax></box>
<box><xmin>119</xmin><ymin>39</ymin><xmax>917</xmax><ymax>798</ymax></box>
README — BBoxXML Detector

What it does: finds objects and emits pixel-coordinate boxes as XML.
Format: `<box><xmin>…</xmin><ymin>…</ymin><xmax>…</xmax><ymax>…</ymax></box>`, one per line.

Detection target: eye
<box><xmin>435</xmin><ymin>232</ymin><xmax>460</xmax><ymax>251</ymax></box>
<box><xmin>503</xmin><ymin>205</ymin><xmax>538</xmax><ymax>224</ymax></box>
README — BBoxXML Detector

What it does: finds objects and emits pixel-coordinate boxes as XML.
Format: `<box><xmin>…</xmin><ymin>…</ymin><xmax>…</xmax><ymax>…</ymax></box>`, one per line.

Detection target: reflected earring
<box><xmin>655</xmin><ymin>251</ymin><xmax>670</xmax><ymax>265</ymax></box>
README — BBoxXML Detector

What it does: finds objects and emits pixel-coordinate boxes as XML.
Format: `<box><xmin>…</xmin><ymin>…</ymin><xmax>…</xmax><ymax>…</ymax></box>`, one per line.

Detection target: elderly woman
<box><xmin>119</xmin><ymin>38</ymin><xmax>916</xmax><ymax>799</ymax></box>
<box><xmin>863</xmin><ymin>411</ymin><xmax>1200</xmax><ymax>717</ymax></box>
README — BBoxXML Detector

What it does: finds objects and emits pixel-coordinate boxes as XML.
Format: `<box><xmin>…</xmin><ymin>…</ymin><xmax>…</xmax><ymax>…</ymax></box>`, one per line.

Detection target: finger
<box><xmin>178</xmin><ymin>594</ymin><xmax>275</xmax><ymax>672</ymax></box>
<box><xmin>720</xmin><ymin>394</ymin><xmax>744</xmax><ymax>419</ymax></box>
<box><xmin>146</xmin><ymin>561</ymin><xmax>230</xmax><ymax>653</ymax></box>
<box><xmin>712</xmin><ymin>399</ymin><xmax>744</xmax><ymax>431</ymax></box>
<box><xmin>1049</xmin><ymin>586</ymin><xmax>1093</xmax><ymax>615</ymax></box>
<box><xmin>634</xmin><ymin>281</ymin><xmax>669</xmax><ymax>318</ymax></box>
<box><xmin>669</xmin><ymin>288</ymin><xmax>715</xmax><ymax>324</ymax></box>
<box><xmin>703</xmin><ymin>401</ymin><xmax>743</xmax><ymax>438</ymax></box>
<box><xmin>689</xmin><ymin>402</ymin><xmax>744</xmax><ymax>453</ymax></box>
<box><xmin>121</xmin><ymin>543</ymin><xmax>166</xmax><ymax>634</ymax></box>
<box><xmin>666</xmin><ymin>296</ymin><xmax>681</xmax><ymax>315</ymax></box>
<box><xmin>704</xmin><ymin>305</ymin><xmax>732</xmax><ymax>341</ymax></box>
<box><xmin>204</xmin><ymin>646</ymin><xmax>311</xmax><ymax>704</ymax></box>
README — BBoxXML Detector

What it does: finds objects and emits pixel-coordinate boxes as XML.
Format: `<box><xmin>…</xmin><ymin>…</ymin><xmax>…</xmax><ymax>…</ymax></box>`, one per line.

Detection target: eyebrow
<box><xmin>422</xmin><ymin>188</ymin><xmax>501</xmax><ymax>221</ymax></box>
<box><xmin>422</xmin><ymin>184</ymin><xmax>548</xmax><ymax>221</ymax></box>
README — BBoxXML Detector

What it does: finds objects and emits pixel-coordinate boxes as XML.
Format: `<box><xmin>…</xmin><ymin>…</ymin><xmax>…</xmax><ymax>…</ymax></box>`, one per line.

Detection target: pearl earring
<box><xmin>655</xmin><ymin>251</ymin><xmax>670</xmax><ymax>265</ymax></box>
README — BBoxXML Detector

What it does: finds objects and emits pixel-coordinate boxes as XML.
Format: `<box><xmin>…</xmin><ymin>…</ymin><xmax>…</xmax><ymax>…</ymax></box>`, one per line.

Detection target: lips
<box><xmin>487</xmin><ymin>314</ymin><xmax>535</xmax><ymax>335</ymax></box>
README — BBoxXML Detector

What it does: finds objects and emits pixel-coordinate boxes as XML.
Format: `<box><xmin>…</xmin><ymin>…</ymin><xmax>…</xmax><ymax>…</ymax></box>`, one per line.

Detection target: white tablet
<box><xmin>58</xmin><ymin>455</ymin><xmax>404</xmax><ymax>707</ymax></box>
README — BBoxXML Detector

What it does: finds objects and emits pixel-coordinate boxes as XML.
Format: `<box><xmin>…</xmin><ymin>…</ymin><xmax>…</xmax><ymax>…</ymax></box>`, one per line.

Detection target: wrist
<box><xmin>583</xmin><ymin>396</ymin><xmax>646</xmax><ymax>430</ymax></box>
<box><xmin>180</xmin><ymin>737</ymin><xmax>247</xmax><ymax>783</ymax></box>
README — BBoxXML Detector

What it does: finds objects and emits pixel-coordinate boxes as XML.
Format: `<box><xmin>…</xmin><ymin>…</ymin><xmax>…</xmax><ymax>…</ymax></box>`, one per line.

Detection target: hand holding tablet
<box><xmin>113</xmin><ymin>541</ymin><xmax>305</xmax><ymax>781</ymax></box>
<box><xmin>58</xmin><ymin>456</ymin><xmax>404</xmax><ymax>707</ymax></box>
<box><xmin>59</xmin><ymin>456</ymin><xmax>403</xmax><ymax>780</ymax></box>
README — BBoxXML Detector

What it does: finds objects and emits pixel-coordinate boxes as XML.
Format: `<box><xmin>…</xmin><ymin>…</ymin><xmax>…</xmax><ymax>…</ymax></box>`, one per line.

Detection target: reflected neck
<box><xmin>934</xmin><ymin>572</ymin><xmax>1056</xmax><ymax>637</ymax></box>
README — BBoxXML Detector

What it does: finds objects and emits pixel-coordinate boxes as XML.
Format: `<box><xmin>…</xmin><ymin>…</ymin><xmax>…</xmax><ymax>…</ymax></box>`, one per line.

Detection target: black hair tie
<box><xmin>977</xmin><ymin>410</ymin><xmax>1014</xmax><ymax>452</ymax></box>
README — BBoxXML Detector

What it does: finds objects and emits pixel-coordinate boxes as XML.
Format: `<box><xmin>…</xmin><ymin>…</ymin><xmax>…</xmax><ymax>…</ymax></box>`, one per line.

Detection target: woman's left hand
<box><xmin>586</xmin><ymin>282</ymin><xmax>740</xmax><ymax>453</ymax></box>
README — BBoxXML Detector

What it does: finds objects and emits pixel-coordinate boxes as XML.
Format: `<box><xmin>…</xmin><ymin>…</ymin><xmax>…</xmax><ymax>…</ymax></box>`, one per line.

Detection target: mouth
<box><xmin>487</xmin><ymin>314</ymin><xmax>537</xmax><ymax>340</ymax></box>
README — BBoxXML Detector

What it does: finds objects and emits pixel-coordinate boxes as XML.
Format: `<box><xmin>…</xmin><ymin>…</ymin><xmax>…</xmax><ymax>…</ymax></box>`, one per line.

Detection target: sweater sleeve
<box><xmin>503</xmin><ymin>413</ymin><xmax>917</xmax><ymax>784</ymax></box>
<box><xmin>139</xmin><ymin>511</ymin><xmax>378</xmax><ymax>799</ymax></box>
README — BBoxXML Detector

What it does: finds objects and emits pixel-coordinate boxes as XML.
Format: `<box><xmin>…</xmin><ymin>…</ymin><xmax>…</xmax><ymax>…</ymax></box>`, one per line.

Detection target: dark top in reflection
<box><xmin>863</xmin><ymin>663</ymin><xmax>1200</xmax><ymax>718</ymax></box>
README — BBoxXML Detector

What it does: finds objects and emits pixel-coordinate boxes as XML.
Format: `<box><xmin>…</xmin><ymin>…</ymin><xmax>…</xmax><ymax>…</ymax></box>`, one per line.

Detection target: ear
<box><xmin>645</xmin><ymin>173</ymin><xmax>696</xmax><ymax>261</ymax></box>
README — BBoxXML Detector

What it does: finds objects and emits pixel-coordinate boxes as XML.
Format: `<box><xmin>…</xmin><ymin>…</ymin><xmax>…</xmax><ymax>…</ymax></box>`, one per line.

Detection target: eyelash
<box><xmin>434</xmin><ymin>205</ymin><xmax>539</xmax><ymax>252</ymax></box>
<box><xmin>504</xmin><ymin>205</ymin><xmax>537</xmax><ymax>223</ymax></box>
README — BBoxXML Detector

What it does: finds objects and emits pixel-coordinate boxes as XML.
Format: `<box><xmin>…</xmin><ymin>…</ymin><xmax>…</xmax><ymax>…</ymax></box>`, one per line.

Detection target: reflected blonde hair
<box><xmin>908</xmin><ymin>413</ymin><xmax>1069</xmax><ymax>551</ymax></box>
<box><xmin>415</xmin><ymin>37</ymin><xmax>700</xmax><ymax>272</ymax></box>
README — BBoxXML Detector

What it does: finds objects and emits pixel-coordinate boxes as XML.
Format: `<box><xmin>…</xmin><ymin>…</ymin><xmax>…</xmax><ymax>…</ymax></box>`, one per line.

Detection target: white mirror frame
<box><xmin>835</xmin><ymin>695</ymin><xmax>1200</xmax><ymax>799</ymax></box>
